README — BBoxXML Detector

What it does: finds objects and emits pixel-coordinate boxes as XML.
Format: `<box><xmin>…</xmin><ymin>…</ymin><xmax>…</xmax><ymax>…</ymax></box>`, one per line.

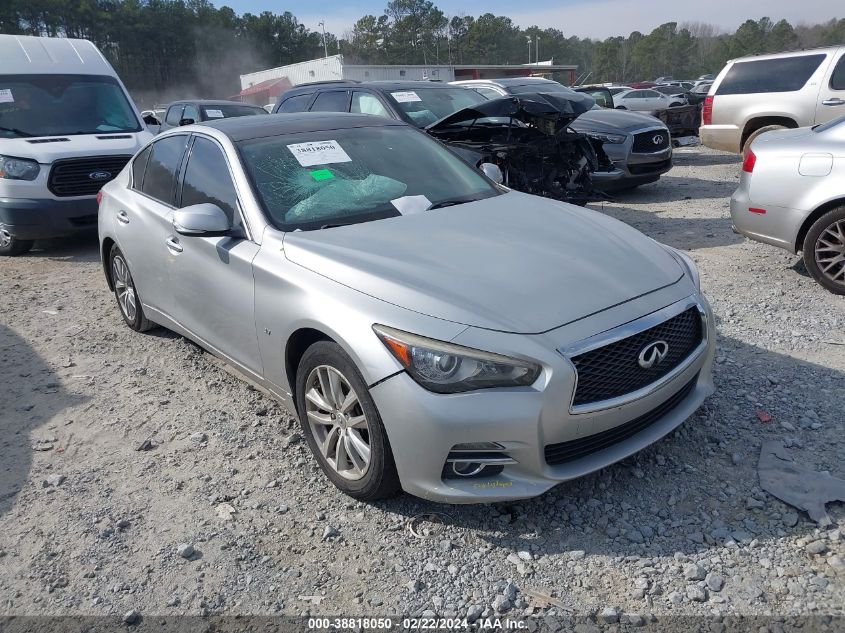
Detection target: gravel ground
<box><xmin>1</xmin><ymin>146</ymin><xmax>843</xmax><ymax>626</ymax></box>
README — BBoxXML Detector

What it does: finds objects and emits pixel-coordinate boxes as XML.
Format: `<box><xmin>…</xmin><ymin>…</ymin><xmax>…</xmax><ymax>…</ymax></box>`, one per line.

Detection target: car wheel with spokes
<box><xmin>295</xmin><ymin>341</ymin><xmax>400</xmax><ymax>500</ymax></box>
<box><xmin>0</xmin><ymin>228</ymin><xmax>33</xmax><ymax>256</ymax></box>
<box><xmin>803</xmin><ymin>206</ymin><xmax>845</xmax><ymax>295</ymax></box>
<box><xmin>109</xmin><ymin>245</ymin><xmax>155</xmax><ymax>331</ymax></box>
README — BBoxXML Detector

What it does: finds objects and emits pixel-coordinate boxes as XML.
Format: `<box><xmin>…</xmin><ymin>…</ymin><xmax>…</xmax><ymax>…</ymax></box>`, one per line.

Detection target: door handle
<box><xmin>822</xmin><ymin>98</ymin><xmax>845</xmax><ymax>106</ymax></box>
<box><xmin>165</xmin><ymin>236</ymin><xmax>183</xmax><ymax>253</ymax></box>
<box><xmin>116</xmin><ymin>210</ymin><xmax>130</xmax><ymax>224</ymax></box>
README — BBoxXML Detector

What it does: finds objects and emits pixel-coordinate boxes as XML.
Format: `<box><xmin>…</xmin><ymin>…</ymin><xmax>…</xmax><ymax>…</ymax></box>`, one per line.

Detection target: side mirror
<box><xmin>173</xmin><ymin>203</ymin><xmax>231</xmax><ymax>237</ymax></box>
<box><xmin>479</xmin><ymin>162</ymin><xmax>503</xmax><ymax>184</ymax></box>
<box><xmin>179</xmin><ymin>118</ymin><xmax>195</xmax><ymax>126</ymax></box>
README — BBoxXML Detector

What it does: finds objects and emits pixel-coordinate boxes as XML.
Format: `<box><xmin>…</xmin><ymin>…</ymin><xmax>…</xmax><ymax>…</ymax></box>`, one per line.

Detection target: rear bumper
<box><xmin>700</xmin><ymin>125</ymin><xmax>741</xmax><ymax>153</ymax></box>
<box><xmin>0</xmin><ymin>197</ymin><xmax>98</xmax><ymax>240</ymax></box>
<box><xmin>729</xmin><ymin>187</ymin><xmax>802</xmax><ymax>253</ymax></box>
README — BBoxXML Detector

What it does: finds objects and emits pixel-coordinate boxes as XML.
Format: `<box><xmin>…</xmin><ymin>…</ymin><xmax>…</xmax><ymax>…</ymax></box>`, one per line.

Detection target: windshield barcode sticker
<box><xmin>391</xmin><ymin>91</ymin><xmax>421</xmax><ymax>103</ymax></box>
<box><xmin>287</xmin><ymin>140</ymin><xmax>351</xmax><ymax>167</ymax></box>
<box><xmin>0</xmin><ymin>89</ymin><xmax>13</xmax><ymax>103</ymax></box>
<box><xmin>205</xmin><ymin>109</ymin><xmax>224</xmax><ymax>118</ymax></box>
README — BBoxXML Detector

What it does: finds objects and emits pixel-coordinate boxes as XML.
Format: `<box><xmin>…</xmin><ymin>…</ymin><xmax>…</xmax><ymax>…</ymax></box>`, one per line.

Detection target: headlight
<box><xmin>665</xmin><ymin>246</ymin><xmax>701</xmax><ymax>291</ymax></box>
<box><xmin>587</xmin><ymin>132</ymin><xmax>626</xmax><ymax>144</ymax></box>
<box><xmin>373</xmin><ymin>325</ymin><xmax>541</xmax><ymax>394</ymax></box>
<box><xmin>0</xmin><ymin>155</ymin><xmax>40</xmax><ymax>180</ymax></box>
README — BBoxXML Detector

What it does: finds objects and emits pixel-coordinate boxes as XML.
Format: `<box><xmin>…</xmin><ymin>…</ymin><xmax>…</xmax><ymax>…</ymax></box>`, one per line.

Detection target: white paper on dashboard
<box><xmin>391</xmin><ymin>91</ymin><xmax>422</xmax><ymax>103</ymax></box>
<box><xmin>391</xmin><ymin>195</ymin><xmax>431</xmax><ymax>215</ymax></box>
<box><xmin>287</xmin><ymin>140</ymin><xmax>352</xmax><ymax>167</ymax></box>
<box><xmin>205</xmin><ymin>109</ymin><xmax>224</xmax><ymax>118</ymax></box>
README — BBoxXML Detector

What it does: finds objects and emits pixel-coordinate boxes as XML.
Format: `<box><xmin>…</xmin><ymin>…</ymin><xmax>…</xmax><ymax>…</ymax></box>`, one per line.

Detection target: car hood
<box><xmin>0</xmin><ymin>132</ymin><xmax>150</xmax><ymax>164</ymax></box>
<box><xmin>283</xmin><ymin>192</ymin><xmax>684</xmax><ymax>334</ymax></box>
<box><xmin>426</xmin><ymin>92</ymin><xmax>596</xmax><ymax>133</ymax></box>
<box><xmin>571</xmin><ymin>109</ymin><xmax>665</xmax><ymax>134</ymax></box>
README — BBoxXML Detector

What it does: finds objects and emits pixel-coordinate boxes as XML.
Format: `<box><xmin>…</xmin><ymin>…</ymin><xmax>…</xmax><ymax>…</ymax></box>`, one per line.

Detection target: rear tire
<box><xmin>295</xmin><ymin>341</ymin><xmax>401</xmax><ymax>501</ymax></box>
<box><xmin>802</xmin><ymin>206</ymin><xmax>845</xmax><ymax>295</ymax></box>
<box><xmin>108</xmin><ymin>245</ymin><xmax>155</xmax><ymax>331</ymax></box>
<box><xmin>0</xmin><ymin>229</ymin><xmax>33</xmax><ymax>256</ymax></box>
<box><xmin>742</xmin><ymin>125</ymin><xmax>786</xmax><ymax>156</ymax></box>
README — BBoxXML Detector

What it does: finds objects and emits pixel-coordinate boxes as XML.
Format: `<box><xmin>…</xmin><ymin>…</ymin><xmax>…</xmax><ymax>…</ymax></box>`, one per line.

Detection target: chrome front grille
<box><xmin>632</xmin><ymin>130</ymin><xmax>671</xmax><ymax>153</ymax></box>
<box><xmin>569</xmin><ymin>307</ymin><xmax>703</xmax><ymax>408</ymax></box>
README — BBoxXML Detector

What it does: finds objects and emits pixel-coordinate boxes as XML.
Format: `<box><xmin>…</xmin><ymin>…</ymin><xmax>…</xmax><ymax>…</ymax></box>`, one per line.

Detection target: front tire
<box><xmin>803</xmin><ymin>206</ymin><xmax>845</xmax><ymax>295</ymax></box>
<box><xmin>108</xmin><ymin>245</ymin><xmax>155</xmax><ymax>331</ymax></box>
<box><xmin>0</xmin><ymin>228</ymin><xmax>33</xmax><ymax>256</ymax></box>
<box><xmin>295</xmin><ymin>341</ymin><xmax>400</xmax><ymax>501</ymax></box>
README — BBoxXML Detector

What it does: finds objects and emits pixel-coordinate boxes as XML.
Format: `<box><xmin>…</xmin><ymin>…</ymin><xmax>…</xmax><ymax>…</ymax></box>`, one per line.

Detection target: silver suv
<box><xmin>700</xmin><ymin>46</ymin><xmax>845</xmax><ymax>154</ymax></box>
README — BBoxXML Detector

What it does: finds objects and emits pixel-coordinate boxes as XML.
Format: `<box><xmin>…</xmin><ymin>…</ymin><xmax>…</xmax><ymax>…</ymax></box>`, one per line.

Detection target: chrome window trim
<box><xmin>559</xmin><ymin>295</ymin><xmax>707</xmax><ymax>415</ymax></box>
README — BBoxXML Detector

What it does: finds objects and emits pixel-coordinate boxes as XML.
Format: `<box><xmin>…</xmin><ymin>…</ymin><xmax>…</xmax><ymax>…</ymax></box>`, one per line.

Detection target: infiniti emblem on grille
<box><xmin>638</xmin><ymin>340</ymin><xmax>669</xmax><ymax>369</ymax></box>
<box><xmin>652</xmin><ymin>134</ymin><xmax>664</xmax><ymax>145</ymax></box>
<box><xmin>88</xmin><ymin>171</ymin><xmax>111</xmax><ymax>181</ymax></box>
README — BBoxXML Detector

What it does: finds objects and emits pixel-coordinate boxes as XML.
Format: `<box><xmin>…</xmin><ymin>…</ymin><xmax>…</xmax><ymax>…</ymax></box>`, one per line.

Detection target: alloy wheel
<box><xmin>304</xmin><ymin>365</ymin><xmax>371</xmax><ymax>480</ymax></box>
<box><xmin>0</xmin><ymin>229</ymin><xmax>11</xmax><ymax>249</ymax></box>
<box><xmin>814</xmin><ymin>219</ymin><xmax>845</xmax><ymax>287</ymax></box>
<box><xmin>111</xmin><ymin>255</ymin><xmax>138</xmax><ymax>321</ymax></box>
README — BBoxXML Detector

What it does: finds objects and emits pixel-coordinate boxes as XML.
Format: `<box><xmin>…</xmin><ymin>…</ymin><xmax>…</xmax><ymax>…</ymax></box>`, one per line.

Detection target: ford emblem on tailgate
<box><xmin>638</xmin><ymin>340</ymin><xmax>669</xmax><ymax>369</ymax></box>
<box><xmin>89</xmin><ymin>171</ymin><xmax>112</xmax><ymax>181</ymax></box>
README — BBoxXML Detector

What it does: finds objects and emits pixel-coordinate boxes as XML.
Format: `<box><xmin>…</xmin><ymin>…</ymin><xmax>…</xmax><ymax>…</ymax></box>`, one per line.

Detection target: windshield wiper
<box><xmin>319</xmin><ymin>222</ymin><xmax>355</xmax><ymax>230</ymax></box>
<box><xmin>0</xmin><ymin>126</ymin><xmax>35</xmax><ymax>138</ymax></box>
<box><xmin>428</xmin><ymin>197</ymin><xmax>482</xmax><ymax>210</ymax></box>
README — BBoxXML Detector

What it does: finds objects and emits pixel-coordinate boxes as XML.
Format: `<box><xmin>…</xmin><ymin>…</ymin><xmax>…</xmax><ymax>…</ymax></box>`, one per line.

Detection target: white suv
<box><xmin>700</xmin><ymin>46</ymin><xmax>845</xmax><ymax>154</ymax></box>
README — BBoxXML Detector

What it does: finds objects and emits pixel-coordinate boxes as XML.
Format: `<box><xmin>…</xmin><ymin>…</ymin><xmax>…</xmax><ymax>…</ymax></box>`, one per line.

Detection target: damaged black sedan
<box><xmin>273</xmin><ymin>81</ymin><xmax>623</xmax><ymax>204</ymax></box>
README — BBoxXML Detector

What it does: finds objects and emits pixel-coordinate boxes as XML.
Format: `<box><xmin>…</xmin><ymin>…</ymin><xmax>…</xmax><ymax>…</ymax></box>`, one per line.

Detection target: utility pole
<box><xmin>526</xmin><ymin>36</ymin><xmax>532</xmax><ymax>64</ymax></box>
<box><xmin>318</xmin><ymin>20</ymin><xmax>328</xmax><ymax>58</ymax></box>
<box><xmin>536</xmin><ymin>36</ymin><xmax>540</xmax><ymax>64</ymax></box>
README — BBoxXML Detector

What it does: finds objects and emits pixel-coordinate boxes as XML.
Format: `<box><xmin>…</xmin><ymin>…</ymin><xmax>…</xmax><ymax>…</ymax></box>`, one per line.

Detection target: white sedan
<box><xmin>614</xmin><ymin>89</ymin><xmax>674</xmax><ymax>112</ymax></box>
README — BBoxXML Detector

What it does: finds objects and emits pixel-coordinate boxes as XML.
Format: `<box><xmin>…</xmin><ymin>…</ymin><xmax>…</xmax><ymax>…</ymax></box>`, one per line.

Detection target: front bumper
<box><xmin>371</xmin><ymin>294</ymin><xmax>716</xmax><ymax>503</ymax></box>
<box><xmin>593</xmin><ymin>143</ymin><xmax>673</xmax><ymax>191</ymax></box>
<box><xmin>0</xmin><ymin>196</ymin><xmax>99</xmax><ymax>240</ymax></box>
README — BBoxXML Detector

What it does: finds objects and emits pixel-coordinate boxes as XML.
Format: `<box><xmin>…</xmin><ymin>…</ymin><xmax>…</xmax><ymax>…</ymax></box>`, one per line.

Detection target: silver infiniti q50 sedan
<box><xmin>730</xmin><ymin>115</ymin><xmax>845</xmax><ymax>295</ymax></box>
<box><xmin>98</xmin><ymin>113</ymin><xmax>715</xmax><ymax>503</ymax></box>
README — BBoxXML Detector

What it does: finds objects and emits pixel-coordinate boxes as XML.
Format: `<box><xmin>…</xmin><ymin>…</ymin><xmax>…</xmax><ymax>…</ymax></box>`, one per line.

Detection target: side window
<box><xmin>278</xmin><ymin>93</ymin><xmax>312</xmax><ymax>113</ymax></box>
<box><xmin>180</xmin><ymin>137</ymin><xmax>242</xmax><ymax>232</ymax></box>
<box><xmin>165</xmin><ymin>105</ymin><xmax>184</xmax><ymax>126</ymax></box>
<box><xmin>310</xmin><ymin>91</ymin><xmax>350</xmax><ymax>112</ymax></box>
<box><xmin>182</xmin><ymin>104</ymin><xmax>199</xmax><ymax>124</ymax></box>
<box><xmin>351</xmin><ymin>92</ymin><xmax>390</xmax><ymax>117</ymax></box>
<box><xmin>831</xmin><ymin>55</ymin><xmax>845</xmax><ymax>91</ymax></box>
<box><xmin>131</xmin><ymin>145</ymin><xmax>152</xmax><ymax>190</ymax></box>
<box><xmin>717</xmin><ymin>54</ymin><xmax>827</xmax><ymax>95</ymax></box>
<box><xmin>474</xmin><ymin>86</ymin><xmax>502</xmax><ymax>99</ymax></box>
<box><xmin>141</xmin><ymin>135</ymin><xmax>189</xmax><ymax>205</ymax></box>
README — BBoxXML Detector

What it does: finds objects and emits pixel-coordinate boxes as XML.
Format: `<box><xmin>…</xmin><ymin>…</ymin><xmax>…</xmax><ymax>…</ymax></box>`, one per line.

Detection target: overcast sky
<box><xmin>221</xmin><ymin>0</ymin><xmax>840</xmax><ymax>39</ymax></box>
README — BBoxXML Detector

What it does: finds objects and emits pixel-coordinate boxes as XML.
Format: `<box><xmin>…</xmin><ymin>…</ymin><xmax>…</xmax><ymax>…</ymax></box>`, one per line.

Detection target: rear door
<box><xmin>816</xmin><ymin>49</ymin><xmax>845</xmax><ymax>124</ymax></box>
<box><xmin>167</xmin><ymin>134</ymin><xmax>262</xmax><ymax>373</ymax></box>
<box><xmin>115</xmin><ymin>134</ymin><xmax>189</xmax><ymax>317</ymax></box>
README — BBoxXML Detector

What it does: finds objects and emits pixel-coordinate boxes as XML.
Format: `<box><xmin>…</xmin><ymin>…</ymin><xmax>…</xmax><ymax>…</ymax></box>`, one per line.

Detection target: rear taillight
<box><xmin>702</xmin><ymin>96</ymin><xmax>713</xmax><ymax>126</ymax></box>
<box><xmin>96</xmin><ymin>190</ymin><xmax>103</xmax><ymax>206</ymax></box>
<box><xmin>742</xmin><ymin>149</ymin><xmax>756</xmax><ymax>173</ymax></box>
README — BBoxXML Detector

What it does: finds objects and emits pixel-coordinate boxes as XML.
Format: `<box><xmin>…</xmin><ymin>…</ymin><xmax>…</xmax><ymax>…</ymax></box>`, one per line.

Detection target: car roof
<box><xmin>0</xmin><ymin>34</ymin><xmax>115</xmax><ymax>76</ymax></box>
<box><xmin>168</xmin><ymin>100</ymin><xmax>263</xmax><ymax>107</ymax></box>
<box><xmin>457</xmin><ymin>77</ymin><xmax>560</xmax><ymax>88</ymax></box>
<box><xmin>200</xmin><ymin>112</ymin><xmax>405</xmax><ymax>141</ymax></box>
<box><xmin>285</xmin><ymin>80</ymin><xmax>463</xmax><ymax>94</ymax></box>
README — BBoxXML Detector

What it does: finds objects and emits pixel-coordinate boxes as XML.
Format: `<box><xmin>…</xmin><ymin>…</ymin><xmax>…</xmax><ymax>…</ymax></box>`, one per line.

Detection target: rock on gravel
<box><xmin>176</xmin><ymin>543</ymin><xmax>195</xmax><ymax>559</ymax></box>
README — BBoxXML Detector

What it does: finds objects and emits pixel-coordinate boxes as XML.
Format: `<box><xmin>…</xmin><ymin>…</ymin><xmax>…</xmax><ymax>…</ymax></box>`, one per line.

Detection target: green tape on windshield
<box><xmin>310</xmin><ymin>169</ymin><xmax>334</xmax><ymax>181</ymax></box>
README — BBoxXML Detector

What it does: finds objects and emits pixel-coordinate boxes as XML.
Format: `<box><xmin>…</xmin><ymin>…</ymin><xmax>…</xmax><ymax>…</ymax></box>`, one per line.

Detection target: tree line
<box><xmin>1</xmin><ymin>0</ymin><xmax>843</xmax><ymax>105</ymax></box>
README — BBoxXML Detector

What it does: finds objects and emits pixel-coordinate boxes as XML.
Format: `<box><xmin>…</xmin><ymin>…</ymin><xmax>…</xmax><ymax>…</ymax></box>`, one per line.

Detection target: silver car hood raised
<box><xmin>283</xmin><ymin>192</ymin><xmax>684</xmax><ymax>334</ymax></box>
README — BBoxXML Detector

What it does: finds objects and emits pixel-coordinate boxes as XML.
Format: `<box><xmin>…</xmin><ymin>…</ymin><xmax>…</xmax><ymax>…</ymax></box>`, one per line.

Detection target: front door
<box><xmin>166</xmin><ymin>135</ymin><xmax>263</xmax><ymax>375</ymax></box>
